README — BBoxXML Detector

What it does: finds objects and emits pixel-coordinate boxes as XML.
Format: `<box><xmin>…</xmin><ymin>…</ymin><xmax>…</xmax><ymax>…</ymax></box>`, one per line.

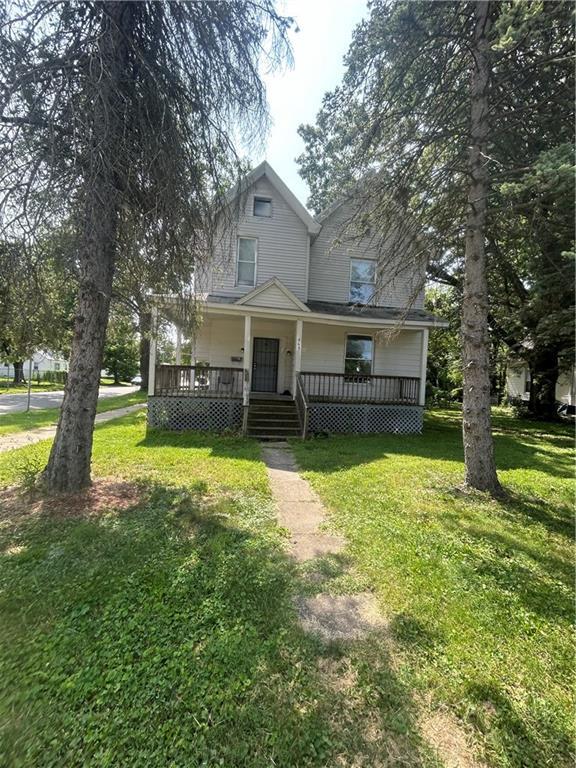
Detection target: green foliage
<box><xmin>425</xmin><ymin>288</ymin><xmax>462</xmax><ymax>402</ymax></box>
<box><xmin>0</xmin><ymin>234</ymin><xmax>75</xmax><ymax>364</ymax></box>
<box><xmin>102</xmin><ymin>312</ymin><xmax>139</xmax><ymax>384</ymax></box>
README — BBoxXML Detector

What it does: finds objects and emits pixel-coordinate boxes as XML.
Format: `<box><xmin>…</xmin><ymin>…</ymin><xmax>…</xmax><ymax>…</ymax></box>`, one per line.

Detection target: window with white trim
<box><xmin>344</xmin><ymin>335</ymin><xmax>373</xmax><ymax>375</ymax></box>
<box><xmin>236</xmin><ymin>237</ymin><xmax>257</xmax><ymax>286</ymax></box>
<box><xmin>349</xmin><ymin>258</ymin><xmax>376</xmax><ymax>303</ymax></box>
<box><xmin>253</xmin><ymin>197</ymin><xmax>272</xmax><ymax>217</ymax></box>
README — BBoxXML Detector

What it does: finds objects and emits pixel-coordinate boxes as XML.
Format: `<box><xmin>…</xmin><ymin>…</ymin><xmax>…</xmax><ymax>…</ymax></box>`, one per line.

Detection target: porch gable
<box><xmin>235</xmin><ymin>278</ymin><xmax>310</xmax><ymax>313</ymax></box>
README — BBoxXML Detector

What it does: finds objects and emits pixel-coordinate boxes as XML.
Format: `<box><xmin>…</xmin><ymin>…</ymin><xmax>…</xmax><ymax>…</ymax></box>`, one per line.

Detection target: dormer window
<box><xmin>349</xmin><ymin>258</ymin><xmax>376</xmax><ymax>304</ymax></box>
<box><xmin>253</xmin><ymin>197</ymin><xmax>272</xmax><ymax>217</ymax></box>
<box><xmin>236</xmin><ymin>237</ymin><xmax>257</xmax><ymax>286</ymax></box>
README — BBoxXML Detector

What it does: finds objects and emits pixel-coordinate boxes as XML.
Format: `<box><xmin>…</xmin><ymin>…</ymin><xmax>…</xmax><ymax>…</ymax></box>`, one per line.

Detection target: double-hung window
<box><xmin>236</xmin><ymin>237</ymin><xmax>257</xmax><ymax>287</ymax></box>
<box><xmin>349</xmin><ymin>258</ymin><xmax>376</xmax><ymax>304</ymax></box>
<box><xmin>344</xmin><ymin>335</ymin><xmax>373</xmax><ymax>376</ymax></box>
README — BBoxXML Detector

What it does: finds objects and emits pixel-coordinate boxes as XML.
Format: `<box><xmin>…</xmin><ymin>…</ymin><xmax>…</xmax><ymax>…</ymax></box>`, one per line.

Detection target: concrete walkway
<box><xmin>0</xmin><ymin>404</ymin><xmax>145</xmax><ymax>453</ymax></box>
<box><xmin>261</xmin><ymin>442</ymin><xmax>384</xmax><ymax>641</ymax></box>
<box><xmin>261</xmin><ymin>443</ymin><xmax>345</xmax><ymax>562</ymax></box>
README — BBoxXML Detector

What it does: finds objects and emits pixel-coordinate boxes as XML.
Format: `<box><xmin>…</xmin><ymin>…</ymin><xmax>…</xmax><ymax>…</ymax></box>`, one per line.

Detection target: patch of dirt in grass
<box><xmin>0</xmin><ymin>478</ymin><xmax>143</xmax><ymax>523</ymax></box>
<box><xmin>296</xmin><ymin>592</ymin><xmax>389</xmax><ymax>641</ymax></box>
<box><xmin>317</xmin><ymin>657</ymin><xmax>358</xmax><ymax>692</ymax></box>
<box><xmin>420</xmin><ymin>708</ymin><xmax>487</xmax><ymax>768</ymax></box>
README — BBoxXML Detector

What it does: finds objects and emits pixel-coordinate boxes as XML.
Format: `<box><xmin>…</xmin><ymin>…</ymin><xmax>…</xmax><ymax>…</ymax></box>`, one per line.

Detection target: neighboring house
<box><xmin>2</xmin><ymin>351</ymin><xmax>68</xmax><ymax>380</ymax></box>
<box><xmin>148</xmin><ymin>161</ymin><xmax>447</xmax><ymax>438</ymax></box>
<box><xmin>506</xmin><ymin>361</ymin><xmax>576</xmax><ymax>406</ymax></box>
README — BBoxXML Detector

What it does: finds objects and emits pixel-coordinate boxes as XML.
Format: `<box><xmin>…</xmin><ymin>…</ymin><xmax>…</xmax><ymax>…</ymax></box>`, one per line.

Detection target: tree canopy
<box><xmin>297</xmin><ymin>0</ymin><xmax>574</xmax><ymax>419</ymax></box>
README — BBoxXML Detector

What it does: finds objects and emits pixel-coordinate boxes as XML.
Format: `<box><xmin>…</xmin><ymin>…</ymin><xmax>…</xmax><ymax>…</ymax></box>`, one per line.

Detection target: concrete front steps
<box><xmin>247</xmin><ymin>398</ymin><xmax>302</xmax><ymax>441</ymax></box>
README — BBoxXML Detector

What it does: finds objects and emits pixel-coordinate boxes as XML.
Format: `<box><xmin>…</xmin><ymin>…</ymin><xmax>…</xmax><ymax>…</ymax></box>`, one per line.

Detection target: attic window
<box><xmin>253</xmin><ymin>197</ymin><xmax>272</xmax><ymax>217</ymax></box>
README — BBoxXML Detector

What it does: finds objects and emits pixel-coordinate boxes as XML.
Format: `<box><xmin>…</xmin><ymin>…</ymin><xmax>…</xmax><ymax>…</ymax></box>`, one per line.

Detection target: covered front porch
<box><xmin>147</xmin><ymin>304</ymin><xmax>430</xmax><ymax>437</ymax></box>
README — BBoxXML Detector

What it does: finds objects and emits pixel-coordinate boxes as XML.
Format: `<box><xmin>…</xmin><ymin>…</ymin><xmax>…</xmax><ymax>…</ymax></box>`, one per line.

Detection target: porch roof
<box><xmin>202</xmin><ymin>294</ymin><xmax>448</xmax><ymax>328</ymax></box>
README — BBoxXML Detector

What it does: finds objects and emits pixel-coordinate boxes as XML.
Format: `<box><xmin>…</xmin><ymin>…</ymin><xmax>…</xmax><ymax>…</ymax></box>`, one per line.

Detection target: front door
<box><xmin>252</xmin><ymin>337</ymin><xmax>279</xmax><ymax>393</ymax></box>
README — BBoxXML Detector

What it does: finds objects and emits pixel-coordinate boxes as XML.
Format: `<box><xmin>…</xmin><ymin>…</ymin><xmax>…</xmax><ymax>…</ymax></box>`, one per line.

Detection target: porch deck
<box><xmin>149</xmin><ymin>365</ymin><xmax>423</xmax><ymax>437</ymax></box>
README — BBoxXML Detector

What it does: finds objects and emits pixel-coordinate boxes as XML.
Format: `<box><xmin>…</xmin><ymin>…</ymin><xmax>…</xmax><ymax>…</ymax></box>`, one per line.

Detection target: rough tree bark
<box><xmin>138</xmin><ymin>310</ymin><xmax>151</xmax><ymax>392</ymax></box>
<box><xmin>461</xmin><ymin>1</ymin><xmax>503</xmax><ymax>495</ymax></box>
<box><xmin>43</xmin><ymin>4</ymin><xmax>133</xmax><ymax>492</ymax></box>
<box><xmin>12</xmin><ymin>361</ymin><xmax>25</xmax><ymax>384</ymax></box>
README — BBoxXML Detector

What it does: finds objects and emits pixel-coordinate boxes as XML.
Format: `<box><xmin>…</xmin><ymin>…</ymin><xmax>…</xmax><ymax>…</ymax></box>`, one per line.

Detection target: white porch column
<box><xmin>147</xmin><ymin>305</ymin><xmax>158</xmax><ymax>397</ymax></box>
<box><xmin>292</xmin><ymin>318</ymin><xmax>303</xmax><ymax>396</ymax></box>
<box><xmin>243</xmin><ymin>314</ymin><xmax>252</xmax><ymax>406</ymax></box>
<box><xmin>418</xmin><ymin>328</ymin><xmax>429</xmax><ymax>406</ymax></box>
<box><xmin>175</xmin><ymin>327</ymin><xmax>182</xmax><ymax>365</ymax></box>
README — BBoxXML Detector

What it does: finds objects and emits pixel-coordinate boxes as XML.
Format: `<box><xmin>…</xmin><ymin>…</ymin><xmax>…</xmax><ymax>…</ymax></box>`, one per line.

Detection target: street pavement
<box><xmin>0</xmin><ymin>385</ymin><xmax>139</xmax><ymax>415</ymax></box>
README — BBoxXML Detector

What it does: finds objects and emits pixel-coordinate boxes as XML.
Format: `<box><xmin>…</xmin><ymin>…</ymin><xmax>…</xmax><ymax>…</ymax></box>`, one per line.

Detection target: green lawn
<box><xmin>0</xmin><ymin>390</ymin><xmax>146</xmax><ymax>437</ymax></box>
<box><xmin>291</xmin><ymin>408</ymin><xmax>574</xmax><ymax>768</ymax></box>
<box><xmin>0</xmin><ymin>409</ymin><xmax>573</xmax><ymax>767</ymax></box>
<box><xmin>0</xmin><ymin>380</ymin><xmax>66</xmax><ymax>395</ymax></box>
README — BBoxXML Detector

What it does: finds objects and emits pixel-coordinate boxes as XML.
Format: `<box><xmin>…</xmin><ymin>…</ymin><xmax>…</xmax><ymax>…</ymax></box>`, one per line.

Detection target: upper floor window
<box><xmin>344</xmin><ymin>335</ymin><xmax>373</xmax><ymax>375</ymax></box>
<box><xmin>253</xmin><ymin>197</ymin><xmax>272</xmax><ymax>217</ymax></box>
<box><xmin>236</xmin><ymin>237</ymin><xmax>257</xmax><ymax>286</ymax></box>
<box><xmin>349</xmin><ymin>258</ymin><xmax>376</xmax><ymax>304</ymax></box>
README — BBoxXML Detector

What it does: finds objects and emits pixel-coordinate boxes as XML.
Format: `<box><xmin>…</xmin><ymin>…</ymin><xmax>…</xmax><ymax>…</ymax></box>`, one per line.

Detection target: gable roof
<box><xmin>235</xmin><ymin>278</ymin><xmax>310</xmax><ymax>312</ymax></box>
<box><xmin>225</xmin><ymin>161</ymin><xmax>321</xmax><ymax>235</ymax></box>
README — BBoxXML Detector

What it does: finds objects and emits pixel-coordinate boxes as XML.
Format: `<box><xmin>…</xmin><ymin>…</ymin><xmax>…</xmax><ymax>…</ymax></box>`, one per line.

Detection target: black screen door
<box><xmin>252</xmin><ymin>338</ymin><xmax>279</xmax><ymax>392</ymax></box>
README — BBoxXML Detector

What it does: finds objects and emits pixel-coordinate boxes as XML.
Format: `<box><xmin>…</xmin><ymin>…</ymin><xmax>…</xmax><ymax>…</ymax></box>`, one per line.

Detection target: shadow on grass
<box><xmin>0</xmin><ymin>482</ymin><xmax>436</xmax><ymax>768</ymax></box>
<box><xmin>295</xmin><ymin>416</ymin><xmax>573</xmax><ymax>481</ymax></box>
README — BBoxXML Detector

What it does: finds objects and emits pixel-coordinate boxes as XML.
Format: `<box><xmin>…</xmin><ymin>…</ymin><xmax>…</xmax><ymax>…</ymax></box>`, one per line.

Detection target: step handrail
<box><xmin>295</xmin><ymin>373</ymin><xmax>309</xmax><ymax>439</ymax></box>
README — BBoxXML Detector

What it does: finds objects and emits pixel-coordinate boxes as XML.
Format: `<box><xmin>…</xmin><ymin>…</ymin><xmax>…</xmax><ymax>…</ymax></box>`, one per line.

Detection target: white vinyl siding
<box><xmin>309</xmin><ymin>200</ymin><xmax>425</xmax><ymax>309</ymax></box>
<box><xmin>301</xmin><ymin>323</ymin><xmax>422</xmax><ymax>378</ymax></box>
<box><xmin>241</xmin><ymin>283</ymin><xmax>304</xmax><ymax>310</ymax></box>
<box><xmin>210</xmin><ymin>177</ymin><xmax>310</xmax><ymax>301</ymax></box>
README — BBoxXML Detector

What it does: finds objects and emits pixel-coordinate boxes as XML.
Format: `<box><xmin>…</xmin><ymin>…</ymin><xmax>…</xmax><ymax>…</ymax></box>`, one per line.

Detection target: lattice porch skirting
<box><xmin>308</xmin><ymin>403</ymin><xmax>424</xmax><ymax>435</ymax></box>
<box><xmin>148</xmin><ymin>396</ymin><xmax>243</xmax><ymax>432</ymax></box>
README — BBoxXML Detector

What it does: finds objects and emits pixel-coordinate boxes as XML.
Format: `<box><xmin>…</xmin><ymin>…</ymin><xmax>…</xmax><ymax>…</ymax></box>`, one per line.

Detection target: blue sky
<box><xmin>256</xmin><ymin>0</ymin><xmax>368</xmax><ymax>209</ymax></box>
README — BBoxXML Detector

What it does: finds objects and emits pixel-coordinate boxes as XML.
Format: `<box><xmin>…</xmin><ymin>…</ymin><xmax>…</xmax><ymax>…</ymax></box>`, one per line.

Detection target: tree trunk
<box><xmin>139</xmin><ymin>310</ymin><xmax>151</xmax><ymax>392</ymax></box>
<box><xmin>461</xmin><ymin>2</ymin><xmax>502</xmax><ymax>495</ymax></box>
<box><xmin>43</xmin><ymin>3</ymin><xmax>133</xmax><ymax>492</ymax></box>
<box><xmin>529</xmin><ymin>347</ymin><xmax>559</xmax><ymax>419</ymax></box>
<box><xmin>13</xmin><ymin>361</ymin><xmax>26</xmax><ymax>384</ymax></box>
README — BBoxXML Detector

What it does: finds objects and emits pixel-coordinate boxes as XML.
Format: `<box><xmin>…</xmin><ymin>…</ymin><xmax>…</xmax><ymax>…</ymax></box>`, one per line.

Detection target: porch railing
<box><xmin>299</xmin><ymin>371</ymin><xmax>420</xmax><ymax>405</ymax></box>
<box><xmin>154</xmin><ymin>365</ymin><xmax>243</xmax><ymax>398</ymax></box>
<box><xmin>295</xmin><ymin>373</ymin><xmax>309</xmax><ymax>438</ymax></box>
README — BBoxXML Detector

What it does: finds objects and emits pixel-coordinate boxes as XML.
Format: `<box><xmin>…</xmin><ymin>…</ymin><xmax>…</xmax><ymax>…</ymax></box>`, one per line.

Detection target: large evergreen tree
<box><xmin>0</xmin><ymin>1</ymin><xmax>291</xmax><ymax>490</ymax></box>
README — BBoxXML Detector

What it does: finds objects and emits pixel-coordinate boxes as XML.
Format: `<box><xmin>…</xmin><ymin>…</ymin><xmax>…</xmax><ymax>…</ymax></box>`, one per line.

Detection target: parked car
<box><xmin>557</xmin><ymin>403</ymin><xmax>576</xmax><ymax>422</ymax></box>
<box><xmin>131</xmin><ymin>375</ymin><xmax>142</xmax><ymax>385</ymax></box>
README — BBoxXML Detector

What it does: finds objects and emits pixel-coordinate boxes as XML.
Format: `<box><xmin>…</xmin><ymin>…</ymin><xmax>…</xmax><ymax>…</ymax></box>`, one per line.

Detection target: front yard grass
<box><xmin>0</xmin><ymin>390</ymin><xmax>147</xmax><ymax>437</ymax></box>
<box><xmin>291</xmin><ymin>408</ymin><xmax>574</xmax><ymax>768</ymax></box>
<box><xmin>0</xmin><ymin>414</ymin><xmax>437</xmax><ymax>767</ymax></box>
<box><xmin>0</xmin><ymin>408</ymin><xmax>573</xmax><ymax>767</ymax></box>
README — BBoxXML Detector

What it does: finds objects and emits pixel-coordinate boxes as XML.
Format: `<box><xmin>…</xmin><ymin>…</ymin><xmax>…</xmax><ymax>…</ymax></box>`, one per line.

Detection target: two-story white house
<box><xmin>147</xmin><ymin>161</ymin><xmax>447</xmax><ymax>438</ymax></box>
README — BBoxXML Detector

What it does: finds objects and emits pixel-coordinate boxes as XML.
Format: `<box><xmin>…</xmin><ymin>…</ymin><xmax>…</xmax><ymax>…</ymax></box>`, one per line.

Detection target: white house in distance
<box><xmin>506</xmin><ymin>362</ymin><xmax>576</xmax><ymax>406</ymax></box>
<box><xmin>1</xmin><ymin>351</ymin><xmax>68</xmax><ymax>381</ymax></box>
<box><xmin>148</xmin><ymin>161</ymin><xmax>448</xmax><ymax>439</ymax></box>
